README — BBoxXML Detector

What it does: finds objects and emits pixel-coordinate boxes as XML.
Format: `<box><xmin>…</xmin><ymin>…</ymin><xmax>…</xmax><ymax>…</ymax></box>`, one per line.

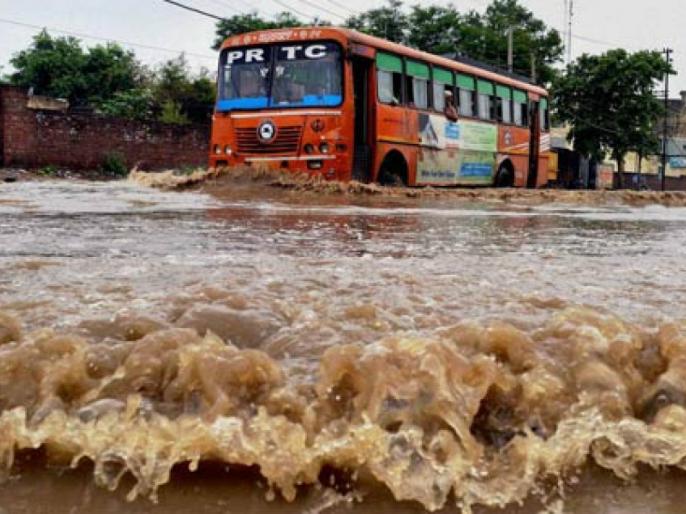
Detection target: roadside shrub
<box><xmin>39</xmin><ymin>165</ymin><xmax>59</xmax><ymax>176</ymax></box>
<box><xmin>99</xmin><ymin>152</ymin><xmax>128</xmax><ymax>178</ymax></box>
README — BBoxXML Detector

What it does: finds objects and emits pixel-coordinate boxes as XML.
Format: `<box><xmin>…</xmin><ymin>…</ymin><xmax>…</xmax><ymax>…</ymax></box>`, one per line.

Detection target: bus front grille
<box><xmin>235</xmin><ymin>126</ymin><xmax>302</xmax><ymax>154</ymax></box>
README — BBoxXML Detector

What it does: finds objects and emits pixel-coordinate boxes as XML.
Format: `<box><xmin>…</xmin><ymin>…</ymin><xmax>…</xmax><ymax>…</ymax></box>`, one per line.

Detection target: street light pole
<box><xmin>507</xmin><ymin>27</ymin><xmax>514</xmax><ymax>73</ymax></box>
<box><xmin>662</xmin><ymin>47</ymin><xmax>673</xmax><ymax>192</ymax></box>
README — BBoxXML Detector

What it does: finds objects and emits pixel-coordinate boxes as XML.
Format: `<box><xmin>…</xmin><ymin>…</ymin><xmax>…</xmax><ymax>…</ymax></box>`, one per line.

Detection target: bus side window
<box><xmin>378</xmin><ymin>70</ymin><xmax>402</xmax><ymax>105</ymax></box>
<box><xmin>404</xmin><ymin>60</ymin><xmax>430</xmax><ymax>109</ymax></box>
<box><xmin>495</xmin><ymin>85</ymin><xmax>512</xmax><ymax>124</ymax></box>
<box><xmin>432</xmin><ymin>68</ymin><xmax>454</xmax><ymax>114</ymax></box>
<box><xmin>513</xmin><ymin>90</ymin><xmax>528</xmax><ymax>127</ymax></box>
<box><xmin>458</xmin><ymin>89</ymin><xmax>474</xmax><ymax>117</ymax></box>
<box><xmin>457</xmin><ymin>74</ymin><xmax>475</xmax><ymax>117</ymax></box>
<box><xmin>477</xmin><ymin>80</ymin><xmax>494</xmax><ymax>121</ymax></box>
<box><xmin>412</xmin><ymin>77</ymin><xmax>429</xmax><ymax>109</ymax></box>
<box><xmin>501</xmin><ymin>97</ymin><xmax>512</xmax><ymax>124</ymax></box>
<box><xmin>433</xmin><ymin>82</ymin><xmax>445</xmax><ymax>112</ymax></box>
<box><xmin>404</xmin><ymin>75</ymin><xmax>415</xmax><ymax>106</ymax></box>
<box><xmin>376</xmin><ymin>52</ymin><xmax>404</xmax><ymax>105</ymax></box>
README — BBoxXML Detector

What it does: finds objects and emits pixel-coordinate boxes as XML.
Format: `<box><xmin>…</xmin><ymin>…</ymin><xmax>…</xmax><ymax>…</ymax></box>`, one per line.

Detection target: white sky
<box><xmin>0</xmin><ymin>0</ymin><xmax>685</xmax><ymax>93</ymax></box>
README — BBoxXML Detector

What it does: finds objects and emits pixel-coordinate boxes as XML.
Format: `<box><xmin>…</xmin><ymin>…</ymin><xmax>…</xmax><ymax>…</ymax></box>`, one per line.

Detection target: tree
<box><xmin>554</xmin><ymin>49</ymin><xmax>673</xmax><ymax>185</ymax></box>
<box><xmin>344</xmin><ymin>0</ymin><xmax>562</xmax><ymax>84</ymax></box>
<box><xmin>153</xmin><ymin>55</ymin><xmax>215</xmax><ymax>124</ymax></box>
<box><xmin>346</xmin><ymin>0</ymin><xmax>408</xmax><ymax>44</ymax></box>
<box><xmin>10</xmin><ymin>30</ymin><xmax>87</xmax><ymax>102</ymax></box>
<box><xmin>98</xmin><ymin>88</ymin><xmax>156</xmax><ymax>121</ymax></box>
<box><xmin>405</xmin><ymin>5</ymin><xmax>462</xmax><ymax>56</ymax></box>
<box><xmin>81</xmin><ymin>43</ymin><xmax>143</xmax><ymax>105</ymax></box>
<box><xmin>456</xmin><ymin>0</ymin><xmax>563</xmax><ymax>83</ymax></box>
<box><xmin>213</xmin><ymin>11</ymin><xmax>305</xmax><ymax>50</ymax></box>
<box><xmin>10</xmin><ymin>30</ymin><xmax>144</xmax><ymax>105</ymax></box>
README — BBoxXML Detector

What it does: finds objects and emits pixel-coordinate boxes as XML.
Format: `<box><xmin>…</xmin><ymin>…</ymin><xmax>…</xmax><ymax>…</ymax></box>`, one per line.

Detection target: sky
<box><xmin>1</xmin><ymin>0</ymin><xmax>685</xmax><ymax>94</ymax></box>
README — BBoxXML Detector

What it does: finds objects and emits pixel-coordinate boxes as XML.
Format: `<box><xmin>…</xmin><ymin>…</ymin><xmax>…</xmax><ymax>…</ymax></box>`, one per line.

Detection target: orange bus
<box><xmin>210</xmin><ymin>27</ymin><xmax>551</xmax><ymax>188</ymax></box>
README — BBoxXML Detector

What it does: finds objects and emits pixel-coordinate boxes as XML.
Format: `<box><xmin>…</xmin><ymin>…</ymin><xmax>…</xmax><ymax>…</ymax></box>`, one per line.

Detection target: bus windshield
<box><xmin>218</xmin><ymin>42</ymin><xmax>342</xmax><ymax>111</ymax></box>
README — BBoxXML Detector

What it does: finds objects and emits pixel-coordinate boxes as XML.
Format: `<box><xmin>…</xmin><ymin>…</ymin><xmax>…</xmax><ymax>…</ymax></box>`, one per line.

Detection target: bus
<box><xmin>210</xmin><ymin>27</ymin><xmax>551</xmax><ymax>188</ymax></box>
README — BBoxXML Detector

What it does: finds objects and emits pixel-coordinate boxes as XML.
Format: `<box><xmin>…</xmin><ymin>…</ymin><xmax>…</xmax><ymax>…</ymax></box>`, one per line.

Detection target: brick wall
<box><xmin>0</xmin><ymin>85</ymin><xmax>211</xmax><ymax>171</ymax></box>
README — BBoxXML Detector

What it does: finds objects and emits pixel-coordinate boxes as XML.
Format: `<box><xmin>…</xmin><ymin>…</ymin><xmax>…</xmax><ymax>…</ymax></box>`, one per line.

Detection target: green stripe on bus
<box><xmin>495</xmin><ymin>85</ymin><xmax>511</xmax><ymax>99</ymax></box>
<box><xmin>513</xmin><ymin>90</ymin><xmax>528</xmax><ymax>104</ymax></box>
<box><xmin>376</xmin><ymin>52</ymin><xmax>402</xmax><ymax>73</ymax></box>
<box><xmin>457</xmin><ymin>74</ymin><xmax>474</xmax><ymax>90</ymax></box>
<box><xmin>406</xmin><ymin>60</ymin><xmax>430</xmax><ymax>79</ymax></box>
<box><xmin>540</xmin><ymin>97</ymin><xmax>548</xmax><ymax>109</ymax></box>
<box><xmin>433</xmin><ymin>68</ymin><xmax>453</xmax><ymax>85</ymax></box>
<box><xmin>477</xmin><ymin>80</ymin><xmax>494</xmax><ymax>95</ymax></box>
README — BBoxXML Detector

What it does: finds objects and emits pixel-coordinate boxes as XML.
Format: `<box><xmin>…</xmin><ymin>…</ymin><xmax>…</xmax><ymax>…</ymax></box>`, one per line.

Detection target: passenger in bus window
<box><xmin>444</xmin><ymin>90</ymin><xmax>458</xmax><ymax>122</ymax></box>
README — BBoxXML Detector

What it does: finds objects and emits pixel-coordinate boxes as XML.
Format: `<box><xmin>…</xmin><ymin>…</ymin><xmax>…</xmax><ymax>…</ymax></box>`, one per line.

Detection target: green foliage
<box><xmin>213</xmin><ymin>11</ymin><xmax>303</xmax><ymax>50</ymax></box>
<box><xmin>81</xmin><ymin>43</ymin><xmax>142</xmax><ymax>105</ymax></box>
<box><xmin>345</xmin><ymin>0</ymin><xmax>562</xmax><ymax>84</ymax></box>
<box><xmin>212</xmin><ymin>0</ymin><xmax>562</xmax><ymax>85</ymax></box>
<box><xmin>554</xmin><ymin>49</ymin><xmax>673</xmax><ymax>169</ymax></box>
<box><xmin>98</xmin><ymin>88</ymin><xmax>156</xmax><ymax>121</ymax></box>
<box><xmin>159</xmin><ymin>100</ymin><xmax>190</xmax><ymax>125</ymax></box>
<box><xmin>9</xmin><ymin>31</ymin><xmax>214</xmax><ymax>125</ymax></box>
<box><xmin>10</xmin><ymin>30</ymin><xmax>87</xmax><ymax>102</ymax></box>
<box><xmin>476</xmin><ymin>0</ymin><xmax>563</xmax><ymax>83</ymax></box>
<box><xmin>99</xmin><ymin>152</ymin><xmax>128</xmax><ymax>177</ymax></box>
<box><xmin>347</xmin><ymin>0</ymin><xmax>408</xmax><ymax>44</ymax></box>
<box><xmin>406</xmin><ymin>5</ymin><xmax>461</xmax><ymax>56</ymax></box>
<box><xmin>39</xmin><ymin>165</ymin><xmax>59</xmax><ymax>176</ymax></box>
<box><xmin>10</xmin><ymin>30</ymin><xmax>142</xmax><ymax>104</ymax></box>
<box><xmin>153</xmin><ymin>55</ymin><xmax>215</xmax><ymax>124</ymax></box>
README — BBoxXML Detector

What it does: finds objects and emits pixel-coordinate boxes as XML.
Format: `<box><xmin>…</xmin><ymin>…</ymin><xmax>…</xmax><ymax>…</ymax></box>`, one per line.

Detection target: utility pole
<box><xmin>507</xmin><ymin>27</ymin><xmax>514</xmax><ymax>73</ymax></box>
<box><xmin>661</xmin><ymin>47</ymin><xmax>673</xmax><ymax>192</ymax></box>
<box><xmin>567</xmin><ymin>0</ymin><xmax>574</xmax><ymax>65</ymax></box>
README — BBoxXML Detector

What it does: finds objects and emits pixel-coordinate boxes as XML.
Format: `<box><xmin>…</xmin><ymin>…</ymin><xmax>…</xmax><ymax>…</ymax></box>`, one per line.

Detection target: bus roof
<box><xmin>220</xmin><ymin>26</ymin><xmax>548</xmax><ymax>97</ymax></box>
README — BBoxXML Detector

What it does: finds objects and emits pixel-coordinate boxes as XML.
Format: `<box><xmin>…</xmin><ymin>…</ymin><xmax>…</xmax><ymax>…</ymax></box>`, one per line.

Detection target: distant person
<box><xmin>444</xmin><ymin>90</ymin><xmax>458</xmax><ymax>122</ymax></box>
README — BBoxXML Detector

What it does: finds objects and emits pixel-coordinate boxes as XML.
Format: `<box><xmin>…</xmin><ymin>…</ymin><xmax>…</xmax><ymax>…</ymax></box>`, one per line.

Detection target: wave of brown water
<box><xmin>4</xmin><ymin>178</ymin><xmax>686</xmax><ymax>512</ymax></box>
<box><xmin>129</xmin><ymin>166</ymin><xmax>686</xmax><ymax>208</ymax></box>
<box><xmin>2</xmin><ymin>306</ymin><xmax>686</xmax><ymax>512</ymax></box>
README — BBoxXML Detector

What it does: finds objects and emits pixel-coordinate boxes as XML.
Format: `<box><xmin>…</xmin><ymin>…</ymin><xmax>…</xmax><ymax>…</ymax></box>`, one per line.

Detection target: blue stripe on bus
<box><xmin>217</xmin><ymin>95</ymin><xmax>342</xmax><ymax>111</ymax></box>
<box><xmin>216</xmin><ymin>98</ymin><xmax>269</xmax><ymax>111</ymax></box>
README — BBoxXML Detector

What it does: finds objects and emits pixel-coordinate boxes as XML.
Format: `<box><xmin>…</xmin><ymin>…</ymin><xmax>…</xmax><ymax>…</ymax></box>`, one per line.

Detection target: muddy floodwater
<box><xmin>3</xmin><ymin>178</ymin><xmax>686</xmax><ymax>513</ymax></box>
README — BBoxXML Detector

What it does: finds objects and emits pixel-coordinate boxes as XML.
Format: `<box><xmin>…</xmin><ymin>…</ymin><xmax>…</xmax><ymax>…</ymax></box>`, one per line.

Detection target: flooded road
<box><xmin>2</xmin><ymin>179</ymin><xmax>686</xmax><ymax>513</ymax></box>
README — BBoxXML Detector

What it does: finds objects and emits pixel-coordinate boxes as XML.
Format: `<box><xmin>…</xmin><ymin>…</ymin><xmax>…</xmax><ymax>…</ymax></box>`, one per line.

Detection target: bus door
<box><xmin>527</xmin><ymin>99</ymin><xmax>541</xmax><ymax>188</ymax></box>
<box><xmin>351</xmin><ymin>53</ymin><xmax>374</xmax><ymax>182</ymax></box>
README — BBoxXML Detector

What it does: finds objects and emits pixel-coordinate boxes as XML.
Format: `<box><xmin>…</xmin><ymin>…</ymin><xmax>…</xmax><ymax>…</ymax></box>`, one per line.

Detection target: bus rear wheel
<box><xmin>494</xmin><ymin>162</ymin><xmax>515</xmax><ymax>188</ymax></box>
<box><xmin>378</xmin><ymin>152</ymin><xmax>408</xmax><ymax>187</ymax></box>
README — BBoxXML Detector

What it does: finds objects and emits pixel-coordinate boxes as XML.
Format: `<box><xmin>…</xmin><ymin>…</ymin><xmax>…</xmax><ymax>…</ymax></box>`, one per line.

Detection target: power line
<box><xmin>0</xmin><ymin>17</ymin><xmax>215</xmax><ymax>60</ymax></box>
<box><xmin>267</xmin><ymin>0</ymin><xmax>312</xmax><ymax>20</ymax></box>
<box><xmin>323</xmin><ymin>0</ymin><xmax>357</xmax><ymax>17</ymax></box>
<box><xmin>291</xmin><ymin>0</ymin><xmax>348</xmax><ymax>21</ymax></box>
<box><xmin>200</xmin><ymin>0</ymin><xmax>268</xmax><ymax>17</ymax></box>
<box><xmin>160</xmin><ymin>0</ymin><xmax>227</xmax><ymax>21</ymax></box>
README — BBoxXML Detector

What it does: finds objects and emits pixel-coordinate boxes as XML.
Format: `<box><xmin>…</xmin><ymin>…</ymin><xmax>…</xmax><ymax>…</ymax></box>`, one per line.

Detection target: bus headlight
<box><xmin>304</xmin><ymin>144</ymin><xmax>315</xmax><ymax>154</ymax></box>
<box><xmin>214</xmin><ymin>144</ymin><xmax>222</xmax><ymax>155</ymax></box>
<box><xmin>224</xmin><ymin>145</ymin><xmax>232</xmax><ymax>155</ymax></box>
<box><xmin>319</xmin><ymin>142</ymin><xmax>330</xmax><ymax>154</ymax></box>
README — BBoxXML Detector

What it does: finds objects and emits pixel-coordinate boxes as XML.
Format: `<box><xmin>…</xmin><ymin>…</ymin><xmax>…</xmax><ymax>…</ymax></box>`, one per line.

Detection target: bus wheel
<box><xmin>494</xmin><ymin>162</ymin><xmax>515</xmax><ymax>188</ymax></box>
<box><xmin>378</xmin><ymin>152</ymin><xmax>408</xmax><ymax>187</ymax></box>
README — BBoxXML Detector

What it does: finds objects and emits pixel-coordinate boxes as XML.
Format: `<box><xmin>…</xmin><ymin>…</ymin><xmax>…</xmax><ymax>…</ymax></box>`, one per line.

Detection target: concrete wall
<box><xmin>0</xmin><ymin>85</ymin><xmax>211</xmax><ymax>171</ymax></box>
